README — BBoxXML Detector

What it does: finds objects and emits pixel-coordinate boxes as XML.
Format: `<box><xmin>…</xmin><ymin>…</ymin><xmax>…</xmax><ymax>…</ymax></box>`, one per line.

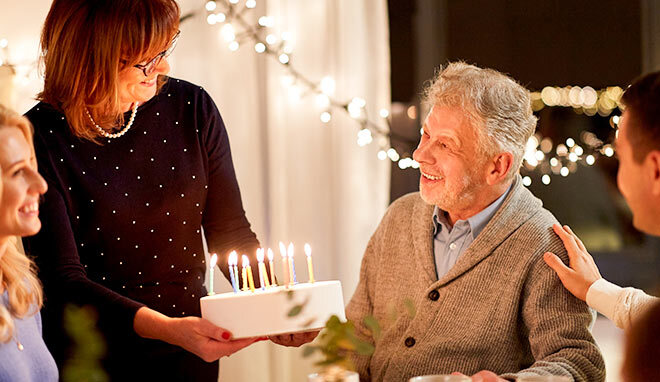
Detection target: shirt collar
<box><xmin>432</xmin><ymin>184</ymin><xmax>512</xmax><ymax>239</ymax></box>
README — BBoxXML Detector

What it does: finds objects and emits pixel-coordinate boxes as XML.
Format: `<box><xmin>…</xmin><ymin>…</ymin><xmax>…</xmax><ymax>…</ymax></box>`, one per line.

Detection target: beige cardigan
<box><xmin>346</xmin><ymin>177</ymin><xmax>605</xmax><ymax>382</ymax></box>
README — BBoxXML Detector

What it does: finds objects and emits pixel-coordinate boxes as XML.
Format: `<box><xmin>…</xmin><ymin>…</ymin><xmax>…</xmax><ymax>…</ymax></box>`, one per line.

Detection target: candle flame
<box><xmin>210</xmin><ymin>253</ymin><xmax>218</xmax><ymax>267</ymax></box>
<box><xmin>304</xmin><ymin>243</ymin><xmax>312</xmax><ymax>257</ymax></box>
<box><xmin>229</xmin><ymin>251</ymin><xmax>238</xmax><ymax>265</ymax></box>
<box><xmin>242</xmin><ymin>254</ymin><xmax>249</xmax><ymax>267</ymax></box>
<box><xmin>256</xmin><ymin>248</ymin><xmax>265</xmax><ymax>262</ymax></box>
<box><xmin>279</xmin><ymin>241</ymin><xmax>287</xmax><ymax>258</ymax></box>
<box><xmin>287</xmin><ymin>242</ymin><xmax>294</xmax><ymax>258</ymax></box>
<box><xmin>267</xmin><ymin>248</ymin><xmax>274</xmax><ymax>261</ymax></box>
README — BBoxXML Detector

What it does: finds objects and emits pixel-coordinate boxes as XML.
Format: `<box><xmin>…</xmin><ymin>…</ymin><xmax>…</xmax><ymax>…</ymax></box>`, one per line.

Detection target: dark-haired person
<box><xmin>22</xmin><ymin>0</ymin><xmax>314</xmax><ymax>380</ymax></box>
<box><xmin>543</xmin><ymin>71</ymin><xmax>660</xmax><ymax>331</ymax></box>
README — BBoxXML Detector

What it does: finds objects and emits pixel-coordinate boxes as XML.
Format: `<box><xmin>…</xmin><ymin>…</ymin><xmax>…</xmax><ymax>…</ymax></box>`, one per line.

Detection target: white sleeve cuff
<box><xmin>585</xmin><ymin>278</ymin><xmax>622</xmax><ymax>324</ymax></box>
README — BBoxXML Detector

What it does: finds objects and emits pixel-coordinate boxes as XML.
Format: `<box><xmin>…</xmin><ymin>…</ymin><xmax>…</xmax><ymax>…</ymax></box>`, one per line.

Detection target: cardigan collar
<box><xmin>411</xmin><ymin>175</ymin><xmax>544</xmax><ymax>288</ymax></box>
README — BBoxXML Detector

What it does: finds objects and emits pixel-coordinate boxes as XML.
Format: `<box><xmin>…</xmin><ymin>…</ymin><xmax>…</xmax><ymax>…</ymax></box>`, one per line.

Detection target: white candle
<box><xmin>279</xmin><ymin>241</ymin><xmax>289</xmax><ymax>288</ymax></box>
<box><xmin>256</xmin><ymin>248</ymin><xmax>268</xmax><ymax>289</ymax></box>
<box><xmin>287</xmin><ymin>242</ymin><xmax>297</xmax><ymax>285</ymax></box>
<box><xmin>209</xmin><ymin>253</ymin><xmax>218</xmax><ymax>295</ymax></box>
<box><xmin>304</xmin><ymin>243</ymin><xmax>315</xmax><ymax>283</ymax></box>
<box><xmin>267</xmin><ymin>248</ymin><xmax>277</xmax><ymax>287</ymax></box>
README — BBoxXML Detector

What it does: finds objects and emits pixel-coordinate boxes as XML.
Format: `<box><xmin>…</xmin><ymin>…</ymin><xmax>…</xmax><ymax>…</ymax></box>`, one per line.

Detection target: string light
<box><xmin>198</xmin><ymin>2</ymin><xmax>623</xmax><ymax>175</ymax></box>
<box><xmin>199</xmin><ymin>0</ymin><xmax>412</xmax><ymax>168</ymax></box>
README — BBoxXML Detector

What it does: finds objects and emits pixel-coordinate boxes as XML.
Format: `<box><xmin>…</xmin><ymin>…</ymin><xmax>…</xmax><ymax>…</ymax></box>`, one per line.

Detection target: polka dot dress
<box><xmin>23</xmin><ymin>77</ymin><xmax>260</xmax><ymax>373</ymax></box>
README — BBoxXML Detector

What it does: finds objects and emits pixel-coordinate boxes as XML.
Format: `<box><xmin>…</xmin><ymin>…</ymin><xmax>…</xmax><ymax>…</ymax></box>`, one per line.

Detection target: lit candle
<box><xmin>304</xmin><ymin>243</ymin><xmax>315</xmax><ymax>283</ymax></box>
<box><xmin>287</xmin><ymin>242</ymin><xmax>297</xmax><ymax>285</ymax></box>
<box><xmin>243</xmin><ymin>254</ymin><xmax>256</xmax><ymax>292</ymax></box>
<box><xmin>256</xmin><ymin>248</ymin><xmax>269</xmax><ymax>289</ymax></box>
<box><xmin>267</xmin><ymin>248</ymin><xmax>277</xmax><ymax>287</ymax></box>
<box><xmin>279</xmin><ymin>241</ymin><xmax>289</xmax><ymax>288</ymax></box>
<box><xmin>232</xmin><ymin>254</ymin><xmax>240</xmax><ymax>291</ymax></box>
<box><xmin>228</xmin><ymin>251</ymin><xmax>239</xmax><ymax>293</ymax></box>
<box><xmin>209</xmin><ymin>253</ymin><xmax>218</xmax><ymax>295</ymax></box>
<box><xmin>241</xmin><ymin>255</ymin><xmax>249</xmax><ymax>292</ymax></box>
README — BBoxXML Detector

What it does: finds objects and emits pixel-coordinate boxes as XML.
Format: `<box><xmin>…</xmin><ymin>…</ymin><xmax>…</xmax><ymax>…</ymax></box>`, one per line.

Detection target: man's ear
<box><xmin>647</xmin><ymin>150</ymin><xmax>660</xmax><ymax>196</ymax></box>
<box><xmin>486</xmin><ymin>152</ymin><xmax>513</xmax><ymax>185</ymax></box>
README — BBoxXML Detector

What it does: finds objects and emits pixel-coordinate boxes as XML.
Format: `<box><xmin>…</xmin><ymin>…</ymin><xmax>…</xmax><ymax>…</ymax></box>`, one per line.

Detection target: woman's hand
<box><xmin>269</xmin><ymin>330</ymin><xmax>320</xmax><ymax>347</ymax></box>
<box><xmin>543</xmin><ymin>223</ymin><xmax>602</xmax><ymax>301</ymax></box>
<box><xmin>166</xmin><ymin>316</ymin><xmax>260</xmax><ymax>361</ymax></box>
<box><xmin>134</xmin><ymin>307</ymin><xmax>260</xmax><ymax>361</ymax></box>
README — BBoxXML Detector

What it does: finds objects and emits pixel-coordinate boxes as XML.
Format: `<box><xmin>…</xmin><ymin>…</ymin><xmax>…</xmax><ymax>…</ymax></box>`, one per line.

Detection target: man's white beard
<box><xmin>421</xmin><ymin>169</ymin><xmax>484</xmax><ymax>213</ymax></box>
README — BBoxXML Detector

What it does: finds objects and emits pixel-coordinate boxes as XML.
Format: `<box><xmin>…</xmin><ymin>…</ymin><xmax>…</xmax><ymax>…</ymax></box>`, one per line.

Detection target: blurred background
<box><xmin>1</xmin><ymin>0</ymin><xmax>659</xmax><ymax>381</ymax></box>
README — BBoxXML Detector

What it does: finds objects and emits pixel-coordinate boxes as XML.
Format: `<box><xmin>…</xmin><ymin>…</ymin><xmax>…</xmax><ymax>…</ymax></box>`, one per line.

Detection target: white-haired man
<box><xmin>346</xmin><ymin>62</ymin><xmax>605</xmax><ymax>382</ymax></box>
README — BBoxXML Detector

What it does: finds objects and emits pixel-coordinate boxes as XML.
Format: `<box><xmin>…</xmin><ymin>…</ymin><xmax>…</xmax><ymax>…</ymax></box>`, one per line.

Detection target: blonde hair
<box><xmin>0</xmin><ymin>104</ymin><xmax>43</xmax><ymax>343</ymax></box>
<box><xmin>422</xmin><ymin>62</ymin><xmax>538</xmax><ymax>182</ymax></box>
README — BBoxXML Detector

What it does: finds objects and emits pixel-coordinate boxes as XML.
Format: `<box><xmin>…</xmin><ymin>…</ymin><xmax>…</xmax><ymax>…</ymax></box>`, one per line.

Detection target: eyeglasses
<box><xmin>133</xmin><ymin>30</ymin><xmax>181</xmax><ymax>77</ymax></box>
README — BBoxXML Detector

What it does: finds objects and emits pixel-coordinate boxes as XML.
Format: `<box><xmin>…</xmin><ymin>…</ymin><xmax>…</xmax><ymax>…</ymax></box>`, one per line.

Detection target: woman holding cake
<box><xmin>0</xmin><ymin>105</ymin><xmax>57</xmax><ymax>381</ymax></box>
<box><xmin>20</xmin><ymin>0</ymin><xmax>314</xmax><ymax>380</ymax></box>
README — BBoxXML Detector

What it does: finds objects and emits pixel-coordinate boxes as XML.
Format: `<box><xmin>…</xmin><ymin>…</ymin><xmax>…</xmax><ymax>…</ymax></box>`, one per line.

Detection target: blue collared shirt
<box><xmin>432</xmin><ymin>185</ymin><xmax>511</xmax><ymax>280</ymax></box>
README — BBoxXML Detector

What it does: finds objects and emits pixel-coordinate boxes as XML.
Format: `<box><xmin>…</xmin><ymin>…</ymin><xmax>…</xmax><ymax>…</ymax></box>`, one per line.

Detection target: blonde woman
<box><xmin>0</xmin><ymin>104</ymin><xmax>56</xmax><ymax>381</ymax></box>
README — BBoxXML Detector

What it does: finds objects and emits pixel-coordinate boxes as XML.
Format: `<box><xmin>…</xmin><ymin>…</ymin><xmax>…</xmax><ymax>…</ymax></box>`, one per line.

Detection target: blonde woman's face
<box><xmin>0</xmin><ymin>127</ymin><xmax>47</xmax><ymax>239</ymax></box>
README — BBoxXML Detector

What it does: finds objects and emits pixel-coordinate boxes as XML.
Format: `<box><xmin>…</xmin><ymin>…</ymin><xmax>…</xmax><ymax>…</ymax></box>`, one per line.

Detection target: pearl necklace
<box><xmin>86</xmin><ymin>103</ymin><xmax>139</xmax><ymax>139</ymax></box>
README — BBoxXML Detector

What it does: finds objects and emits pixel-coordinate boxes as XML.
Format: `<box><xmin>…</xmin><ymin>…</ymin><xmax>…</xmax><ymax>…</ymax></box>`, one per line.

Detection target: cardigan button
<box><xmin>428</xmin><ymin>290</ymin><xmax>440</xmax><ymax>301</ymax></box>
<box><xmin>404</xmin><ymin>337</ymin><xmax>416</xmax><ymax>347</ymax></box>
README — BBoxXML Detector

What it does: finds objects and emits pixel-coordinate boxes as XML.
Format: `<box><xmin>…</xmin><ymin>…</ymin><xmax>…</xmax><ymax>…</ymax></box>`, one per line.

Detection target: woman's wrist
<box><xmin>134</xmin><ymin>306</ymin><xmax>176</xmax><ymax>343</ymax></box>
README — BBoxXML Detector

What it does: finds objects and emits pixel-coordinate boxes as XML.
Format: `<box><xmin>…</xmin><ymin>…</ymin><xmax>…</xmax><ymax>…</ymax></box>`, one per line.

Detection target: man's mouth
<box><xmin>421</xmin><ymin>170</ymin><xmax>443</xmax><ymax>181</ymax></box>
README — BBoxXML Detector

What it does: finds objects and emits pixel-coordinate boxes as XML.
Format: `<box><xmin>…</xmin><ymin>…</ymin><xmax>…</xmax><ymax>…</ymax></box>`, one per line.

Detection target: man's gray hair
<box><xmin>422</xmin><ymin>62</ymin><xmax>537</xmax><ymax>181</ymax></box>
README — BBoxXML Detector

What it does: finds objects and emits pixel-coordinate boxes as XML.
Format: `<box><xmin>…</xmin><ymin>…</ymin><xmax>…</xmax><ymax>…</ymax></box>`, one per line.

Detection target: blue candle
<box><xmin>228</xmin><ymin>251</ymin><xmax>239</xmax><ymax>293</ymax></box>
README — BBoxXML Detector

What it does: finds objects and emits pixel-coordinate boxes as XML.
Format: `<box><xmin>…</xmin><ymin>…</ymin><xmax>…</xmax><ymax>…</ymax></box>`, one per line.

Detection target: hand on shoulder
<box><xmin>543</xmin><ymin>223</ymin><xmax>602</xmax><ymax>301</ymax></box>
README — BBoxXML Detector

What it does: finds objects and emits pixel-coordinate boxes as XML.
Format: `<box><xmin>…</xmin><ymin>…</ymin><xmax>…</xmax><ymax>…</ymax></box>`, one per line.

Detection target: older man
<box><xmin>544</xmin><ymin>71</ymin><xmax>660</xmax><ymax>330</ymax></box>
<box><xmin>346</xmin><ymin>62</ymin><xmax>605</xmax><ymax>382</ymax></box>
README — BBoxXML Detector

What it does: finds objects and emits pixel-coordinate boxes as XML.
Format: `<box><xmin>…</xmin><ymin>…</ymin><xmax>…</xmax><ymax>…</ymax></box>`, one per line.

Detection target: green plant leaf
<box><xmin>325</xmin><ymin>315</ymin><xmax>341</xmax><ymax>330</ymax></box>
<box><xmin>301</xmin><ymin>317</ymin><xmax>317</xmax><ymax>328</ymax></box>
<box><xmin>354</xmin><ymin>340</ymin><xmax>375</xmax><ymax>356</ymax></box>
<box><xmin>287</xmin><ymin>304</ymin><xmax>304</xmax><ymax>317</ymax></box>
<box><xmin>403</xmin><ymin>298</ymin><xmax>416</xmax><ymax>318</ymax></box>
<box><xmin>302</xmin><ymin>345</ymin><xmax>318</xmax><ymax>357</ymax></box>
<box><xmin>363</xmin><ymin>315</ymin><xmax>381</xmax><ymax>339</ymax></box>
<box><xmin>286</xmin><ymin>289</ymin><xmax>294</xmax><ymax>300</ymax></box>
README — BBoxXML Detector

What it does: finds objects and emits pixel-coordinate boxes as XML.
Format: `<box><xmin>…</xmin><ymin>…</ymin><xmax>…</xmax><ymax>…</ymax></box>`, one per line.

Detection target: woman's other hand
<box><xmin>543</xmin><ymin>223</ymin><xmax>603</xmax><ymax>301</ymax></box>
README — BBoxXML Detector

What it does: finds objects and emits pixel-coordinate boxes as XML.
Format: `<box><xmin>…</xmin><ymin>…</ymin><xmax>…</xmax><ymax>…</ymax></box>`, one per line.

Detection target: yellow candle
<box><xmin>304</xmin><ymin>243</ymin><xmax>315</xmax><ymax>283</ymax></box>
<box><xmin>256</xmin><ymin>248</ymin><xmax>269</xmax><ymax>289</ymax></box>
<box><xmin>267</xmin><ymin>248</ymin><xmax>277</xmax><ymax>287</ymax></box>
<box><xmin>243</xmin><ymin>255</ymin><xmax>256</xmax><ymax>292</ymax></box>
<box><xmin>279</xmin><ymin>241</ymin><xmax>289</xmax><ymax>288</ymax></box>
<box><xmin>241</xmin><ymin>256</ymin><xmax>249</xmax><ymax>292</ymax></box>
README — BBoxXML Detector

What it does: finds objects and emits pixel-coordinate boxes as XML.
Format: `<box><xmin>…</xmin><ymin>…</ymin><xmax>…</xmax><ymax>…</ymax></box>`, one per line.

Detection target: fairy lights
<box><xmin>200</xmin><ymin>0</ymin><xmax>417</xmax><ymax>168</ymax></box>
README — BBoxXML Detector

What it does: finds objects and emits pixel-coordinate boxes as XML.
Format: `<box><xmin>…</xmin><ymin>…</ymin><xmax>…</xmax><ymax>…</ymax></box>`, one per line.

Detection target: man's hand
<box><xmin>452</xmin><ymin>371</ymin><xmax>507</xmax><ymax>381</ymax></box>
<box><xmin>543</xmin><ymin>223</ymin><xmax>602</xmax><ymax>301</ymax></box>
<box><xmin>269</xmin><ymin>330</ymin><xmax>320</xmax><ymax>347</ymax></box>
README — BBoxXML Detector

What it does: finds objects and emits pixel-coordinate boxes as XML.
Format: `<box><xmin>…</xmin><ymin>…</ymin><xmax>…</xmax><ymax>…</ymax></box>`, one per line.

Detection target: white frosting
<box><xmin>200</xmin><ymin>280</ymin><xmax>346</xmax><ymax>338</ymax></box>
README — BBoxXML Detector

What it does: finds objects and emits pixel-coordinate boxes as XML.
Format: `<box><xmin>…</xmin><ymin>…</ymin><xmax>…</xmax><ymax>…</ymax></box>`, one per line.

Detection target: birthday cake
<box><xmin>200</xmin><ymin>281</ymin><xmax>346</xmax><ymax>339</ymax></box>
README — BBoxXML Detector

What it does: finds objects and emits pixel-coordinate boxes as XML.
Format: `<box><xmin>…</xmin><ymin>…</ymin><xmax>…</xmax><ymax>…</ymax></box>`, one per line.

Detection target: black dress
<box><xmin>24</xmin><ymin>77</ymin><xmax>260</xmax><ymax>381</ymax></box>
